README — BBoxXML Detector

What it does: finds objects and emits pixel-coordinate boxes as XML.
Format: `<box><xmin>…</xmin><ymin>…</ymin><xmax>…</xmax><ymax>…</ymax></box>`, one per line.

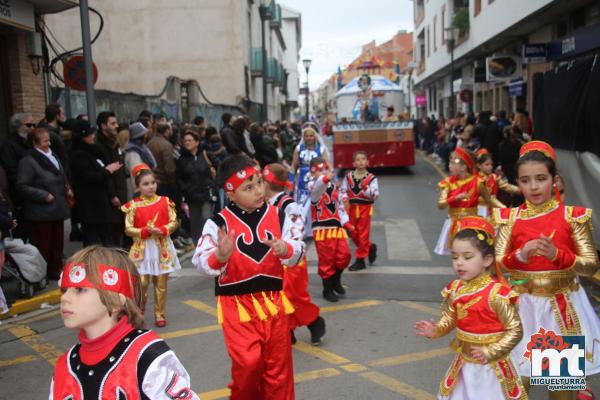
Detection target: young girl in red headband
<box><xmin>434</xmin><ymin>147</ymin><xmax>501</xmax><ymax>255</ymax></box>
<box><xmin>193</xmin><ymin>155</ymin><xmax>304</xmax><ymax>400</ymax></box>
<box><xmin>416</xmin><ymin>216</ymin><xmax>526</xmax><ymax>400</ymax></box>
<box><xmin>263</xmin><ymin>163</ymin><xmax>326</xmax><ymax>346</ymax></box>
<box><xmin>494</xmin><ymin>140</ymin><xmax>600</xmax><ymax>399</ymax></box>
<box><xmin>121</xmin><ymin>164</ymin><xmax>181</xmax><ymax>327</ymax></box>
<box><xmin>50</xmin><ymin>245</ymin><xmax>199</xmax><ymax>399</ymax></box>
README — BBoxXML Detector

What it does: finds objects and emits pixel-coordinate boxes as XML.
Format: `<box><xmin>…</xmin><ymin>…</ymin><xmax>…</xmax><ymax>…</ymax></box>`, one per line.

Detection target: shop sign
<box><xmin>522</xmin><ymin>44</ymin><xmax>547</xmax><ymax>64</ymax></box>
<box><xmin>415</xmin><ymin>95</ymin><xmax>426</xmax><ymax>106</ymax></box>
<box><xmin>0</xmin><ymin>0</ymin><xmax>35</xmax><ymax>31</ymax></box>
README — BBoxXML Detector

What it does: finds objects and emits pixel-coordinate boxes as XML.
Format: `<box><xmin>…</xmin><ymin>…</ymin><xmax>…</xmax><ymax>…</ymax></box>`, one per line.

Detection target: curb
<box><xmin>0</xmin><ymin>288</ymin><xmax>61</xmax><ymax>320</ymax></box>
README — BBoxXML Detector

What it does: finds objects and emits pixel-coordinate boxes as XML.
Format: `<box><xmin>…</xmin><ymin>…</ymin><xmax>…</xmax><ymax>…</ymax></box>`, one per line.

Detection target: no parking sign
<box><xmin>63</xmin><ymin>55</ymin><xmax>98</xmax><ymax>91</ymax></box>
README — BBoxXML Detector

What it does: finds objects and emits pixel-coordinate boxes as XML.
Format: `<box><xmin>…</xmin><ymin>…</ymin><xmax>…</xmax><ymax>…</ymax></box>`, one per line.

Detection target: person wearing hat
<box><xmin>124</xmin><ymin>122</ymin><xmax>156</xmax><ymax>200</ymax></box>
<box><xmin>70</xmin><ymin>120</ymin><xmax>123</xmax><ymax>247</ymax></box>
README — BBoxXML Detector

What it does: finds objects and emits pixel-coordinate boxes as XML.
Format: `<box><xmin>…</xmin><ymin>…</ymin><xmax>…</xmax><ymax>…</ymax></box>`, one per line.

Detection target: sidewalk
<box><xmin>0</xmin><ymin>220</ymin><xmax>194</xmax><ymax>321</ymax></box>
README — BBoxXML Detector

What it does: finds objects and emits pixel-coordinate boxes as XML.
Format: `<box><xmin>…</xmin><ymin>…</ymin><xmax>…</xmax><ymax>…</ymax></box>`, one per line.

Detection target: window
<box><xmin>433</xmin><ymin>16</ymin><xmax>437</xmax><ymax>51</ymax></box>
<box><xmin>441</xmin><ymin>5</ymin><xmax>446</xmax><ymax>41</ymax></box>
<box><xmin>474</xmin><ymin>0</ymin><xmax>481</xmax><ymax>16</ymax></box>
<box><xmin>426</xmin><ymin>25</ymin><xmax>430</xmax><ymax>57</ymax></box>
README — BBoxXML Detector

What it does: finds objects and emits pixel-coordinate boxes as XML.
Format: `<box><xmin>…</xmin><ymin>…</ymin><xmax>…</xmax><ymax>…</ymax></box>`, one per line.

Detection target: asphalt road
<box><xmin>2</xmin><ymin>154</ymin><xmax>599</xmax><ymax>399</ymax></box>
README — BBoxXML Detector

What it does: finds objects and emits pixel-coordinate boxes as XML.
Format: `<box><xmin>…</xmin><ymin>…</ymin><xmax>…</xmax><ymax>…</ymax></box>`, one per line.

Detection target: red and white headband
<box><xmin>60</xmin><ymin>263</ymin><xmax>137</xmax><ymax>299</ymax></box>
<box><xmin>224</xmin><ymin>166</ymin><xmax>259</xmax><ymax>192</ymax></box>
<box><xmin>262</xmin><ymin>165</ymin><xmax>293</xmax><ymax>191</ymax></box>
<box><xmin>310</xmin><ymin>161</ymin><xmax>328</xmax><ymax>174</ymax></box>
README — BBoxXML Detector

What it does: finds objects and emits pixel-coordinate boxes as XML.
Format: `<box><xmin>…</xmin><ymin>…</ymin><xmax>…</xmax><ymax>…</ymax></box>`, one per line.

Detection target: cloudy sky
<box><xmin>278</xmin><ymin>0</ymin><xmax>414</xmax><ymax>90</ymax></box>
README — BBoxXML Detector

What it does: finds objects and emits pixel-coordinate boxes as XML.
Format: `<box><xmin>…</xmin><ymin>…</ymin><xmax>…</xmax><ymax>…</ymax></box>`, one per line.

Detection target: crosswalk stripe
<box><xmin>385</xmin><ymin>218</ymin><xmax>432</xmax><ymax>261</ymax></box>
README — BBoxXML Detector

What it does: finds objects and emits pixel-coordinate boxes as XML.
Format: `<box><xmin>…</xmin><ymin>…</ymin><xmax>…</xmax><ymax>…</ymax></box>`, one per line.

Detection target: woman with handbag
<box><xmin>16</xmin><ymin>128</ymin><xmax>70</xmax><ymax>280</ymax></box>
<box><xmin>176</xmin><ymin>130</ymin><xmax>218</xmax><ymax>243</ymax></box>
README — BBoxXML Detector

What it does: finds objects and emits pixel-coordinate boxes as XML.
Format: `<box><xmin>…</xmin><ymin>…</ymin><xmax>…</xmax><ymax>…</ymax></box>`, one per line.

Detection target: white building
<box><xmin>45</xmin><ymin>0</ymin><xmax>302</xmax><ymax>122</ymax></box>
<box><xmin>412</xmin><ymin>0</ymin><xmax>600</xmax><ymax>118</ymax></box>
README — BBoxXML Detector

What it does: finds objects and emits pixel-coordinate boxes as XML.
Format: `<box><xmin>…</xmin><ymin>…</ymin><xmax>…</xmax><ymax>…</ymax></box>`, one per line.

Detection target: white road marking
<box><xmin>384</xmin><ymin>218</ymin><xmax>432</xmax><ymax>261</ymax></box>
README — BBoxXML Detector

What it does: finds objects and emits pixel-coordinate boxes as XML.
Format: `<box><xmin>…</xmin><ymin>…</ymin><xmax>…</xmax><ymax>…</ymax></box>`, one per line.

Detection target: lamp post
<box><xmin>445</xmin><ymin>27</ymin><xmax>459</xmax><ymax>118</ymax></box>
<box><xmin>259</xmin><ymin>2</ymin><xmax>272</xmax><ymax>123</ymax></box>
<box><xmin>302</xmin><ymin>59</ymin><xmax>312</xmax><ymax>121</ymax></box>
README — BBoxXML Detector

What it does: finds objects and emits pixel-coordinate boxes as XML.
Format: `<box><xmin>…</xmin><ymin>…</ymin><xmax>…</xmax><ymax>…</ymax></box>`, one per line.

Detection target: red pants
<box><xmin>283</xmin><ymin>258</ymin><xmax>320</xmax><ymax>330</ymax></box>
<box><xmin>220</xmin><ymin>293</ymin><xmax>294</xmax><ymax>400</ymax></box>
<box><xmin>314</xmin><ymin>228</ymin><xmax>351</xmax><ymax>279</ymax></box>
<box><xmin>29</xmin><ymin>220</ymin><xmax>64</xmax><ymax>279</ymax></box>
<box><xmin>348</xmin><ymin>203</ymin><xmax>373</xmax><ymax>259</ymax></box>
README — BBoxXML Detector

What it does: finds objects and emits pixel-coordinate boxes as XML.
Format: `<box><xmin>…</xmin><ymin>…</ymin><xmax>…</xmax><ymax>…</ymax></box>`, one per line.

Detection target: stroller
<box><xmin>2</xmin><ymin>238</ymin><xmax>47</xmax><ymax>298</ymax></box>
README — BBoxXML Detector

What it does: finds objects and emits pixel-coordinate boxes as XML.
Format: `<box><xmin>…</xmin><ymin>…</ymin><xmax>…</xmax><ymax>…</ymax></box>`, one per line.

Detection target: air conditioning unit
<box><xmin>485</xmin><ymin>55</ymin><xmax>522</xmax><ymax>82</ymax></box>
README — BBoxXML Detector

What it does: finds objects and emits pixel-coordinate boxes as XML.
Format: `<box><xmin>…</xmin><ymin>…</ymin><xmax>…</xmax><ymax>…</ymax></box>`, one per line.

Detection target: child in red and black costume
<box><xmin>340</xmin><ymin>150</ymin><xmax>379</xmax><ymax>271</ymax></box>
<box><xmin>193</xmin><ymin>155</ymin><xmax>304</xmax><ymax>400</ymax></box>
<box><xmin>50</xmin><ymin>246</ymin><xmax>199</xmax><ymax>399</ymax></box>
<box><xmin>308</xmin><ymin>157</ymin><xmax>353</xmax><ymax>303</ymax></box>
<box><xmin>263</xmin><ymin>163</ymin><xmax>326</xmax><ymax>346</ymax></box>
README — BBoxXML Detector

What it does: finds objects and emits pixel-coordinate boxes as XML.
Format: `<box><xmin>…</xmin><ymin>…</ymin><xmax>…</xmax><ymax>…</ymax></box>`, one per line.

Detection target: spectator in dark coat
<box><xmin>498</xmin><ymin>125</ymin><xmax>524</xmax><ymax>185</ymax></box>
<box><xmin>95</xmin><ymin>111</ymin><xmax>128</xmax><ymax>247</ymax></box>
<box><xmin>250</xmin><ymin>123</ymin><xmax>278</xmax><ymax>167</ymax></box>
<box><xmin>16</xmin><ymin>128</ymin><xmax>70</xmax><ymax>280</ymax></box>
<box><xmin>176</xmin><ymin>131</ymin><xmax>217</xmax><ymax>242</ymax></box>
<box><xmin>0</xmin><ymin>113</ymin><xmax>35</xmax><ymax>240</ymax></box>
<box><xmin>70</xmin><ymin>120</ymin><xmax>123</xmax><ymax>247</ymax></box>
<box><xmin>220</xmin><ymin>113</ymin><xmax>246</xmax><ymax>156</ymax></box>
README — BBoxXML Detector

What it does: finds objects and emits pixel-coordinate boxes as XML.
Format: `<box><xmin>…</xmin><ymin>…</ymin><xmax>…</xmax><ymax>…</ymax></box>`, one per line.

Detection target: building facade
<box><xmin>0</xmin><ymin>0</ymin><xmax>77</xmax><ymax>139</ymax></box>
<box><xmin>313</xmin><ymin>30</ymin><xmax>414</xmax><ymax>121</ymax></box>
<box><xmin>412</xmin><ymin>0</ymin><xmax>600</xmax><ymax>119</ymax></box>
<box><xmin>45</xmin><ymin>0</ymin><xmax>302</xmax><ymax>123</ymax></box>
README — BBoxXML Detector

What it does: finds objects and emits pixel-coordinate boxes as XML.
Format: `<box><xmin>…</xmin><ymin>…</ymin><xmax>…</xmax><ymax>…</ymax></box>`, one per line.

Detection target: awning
<box><xmin>28</xmin><ymin>0</ymin><xmax>79</xmax><ymax>14</ymax></box>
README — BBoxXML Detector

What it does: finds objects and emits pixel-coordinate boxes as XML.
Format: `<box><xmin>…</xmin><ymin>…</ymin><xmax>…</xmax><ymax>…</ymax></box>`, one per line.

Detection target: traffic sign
<box><xmin>63</xmin><ymin>55</ymin><xmax>98</xmax><ymax>91</ymax></box>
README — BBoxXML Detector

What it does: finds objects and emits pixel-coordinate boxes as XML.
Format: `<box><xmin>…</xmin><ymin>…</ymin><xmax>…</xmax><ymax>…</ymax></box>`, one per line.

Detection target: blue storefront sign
<box><xmin>523</xmin><ymin>44</ymin><xmax>547</xmax><ymax>64</ymax></box>
<box><xmin>508</xmin><ymin>79</ymin><xmax>524</xmax><ymax>97</ymax></box>
<box><xmin>547</xmin><ymin>23</ymin><xmax>600</xmax><ymax>61</ymax></box>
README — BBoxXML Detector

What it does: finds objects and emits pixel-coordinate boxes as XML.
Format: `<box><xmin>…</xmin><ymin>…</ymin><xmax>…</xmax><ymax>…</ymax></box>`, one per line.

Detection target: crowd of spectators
<box><xmin>0</xmin><ymin>105</ymin><xmax>305</xmax><ymax>287</ymax></box>
<box><xmin>415</xmin><ymin>108</ymin><xmax>533</xmax><ymax>186</ymax></box>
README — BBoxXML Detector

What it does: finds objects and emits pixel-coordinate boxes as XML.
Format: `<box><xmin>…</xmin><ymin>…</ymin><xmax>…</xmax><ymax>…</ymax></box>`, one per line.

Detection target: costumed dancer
<box><xmin>475</xmin><ymin>148</ymin><xmax>519</xmax><ymax>218</ymax></box>
<box><xmin>50</xmin><ymin>246</ymin><xmax>199</xmax><ymax>399</ymax></box>
<box><xmin>290</xmin><ymin>125</ymin><xmax>330</xmax><ymax>237</ymax></box>
<box><xmin>340</xmin><ymin>150</ymin><xmax>379</xmax><ymax>271</ymax></box>
<box><xmin>416</xmin><ymin>216</ymin><xmax>527</xmax><ymax>400</ymax></box>
<box><xmin>308</xmin><ymin>157</ymin><xmax>353</xmax><ymax>303</ymax></box>
<box><xmin>263</xmin><ymin>163</ymin><xmax>326</xmax><ymax>346</ymax></box>
<box><xmin>434</xmin><ymin>147</ymin><xmax>501</xmax><ymax>255</ymax></box>
<box><xmin>493</xmin><ymin>141</ymin><xmax>600</xmax><ymax>400</ymax></box>
<box><xmin>192</xmin><ymin>155</ymin><xmax>304</xmax><ymax>400</ymax></box>
<box><xmin>121</xmin><ymin>164</ymin><xmax>180</xmax><ymax>327</ymax></box>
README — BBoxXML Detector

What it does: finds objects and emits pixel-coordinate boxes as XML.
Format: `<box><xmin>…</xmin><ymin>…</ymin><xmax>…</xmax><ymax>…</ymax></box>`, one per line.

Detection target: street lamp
<box><xmin>445</xmin><ymin>27</ymin><xmax>459</xmax><ymax>118</ymax></box>
<box><xmin>302</xmin><ymin>58</ymin><xmax>312</xmax><ymax>121</ymax></box>
<box><xmin>259</xmin><ymin>1</ymin><xmax>273</xmax><ymax>122</ymax></box>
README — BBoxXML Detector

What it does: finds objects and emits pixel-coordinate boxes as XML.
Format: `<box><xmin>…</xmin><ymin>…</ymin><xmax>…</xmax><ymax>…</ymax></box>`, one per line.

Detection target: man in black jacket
<box><xmin>0</xmin><ymin>113</ymin><xmax>35</xmax><ymax>240</ymax></box>
<box><xmin>95</xmin><ymin>111</ymin><xmax>128</xmax><ymax>247</ymax></box>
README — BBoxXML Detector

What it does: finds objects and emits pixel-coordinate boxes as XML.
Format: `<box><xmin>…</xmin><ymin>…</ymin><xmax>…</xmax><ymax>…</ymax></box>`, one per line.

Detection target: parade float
<box><xmin>333</xmin><ymin>74</ymin><xmax>414</xmax><ymax>169</ymax></box>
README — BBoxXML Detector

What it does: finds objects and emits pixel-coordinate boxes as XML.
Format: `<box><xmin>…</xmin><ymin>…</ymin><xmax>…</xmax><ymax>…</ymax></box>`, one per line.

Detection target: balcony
<box><xmin>250</xmin><ymin>48</ymin><xmax>265</xmax><ymax>77</ymax></box>
<box><xmin>267</xmin><ymin>58</ymin><xmax>278</xmax><ymax>83</ymax></box>
<box><xmin>270</xmin><ymin>2</ymin><xmax>282</xmax><ymax>29</ymax></box>
<box><xmin>451</xmin><ymin>7</ymin><xmax>470</xmax><ymax>46</ymax></box>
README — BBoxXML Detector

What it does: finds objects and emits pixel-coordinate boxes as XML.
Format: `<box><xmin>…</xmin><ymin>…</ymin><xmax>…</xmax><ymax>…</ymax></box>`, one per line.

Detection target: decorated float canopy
<box><xmin>336</xmin><ymin>75</ymin><xmax>404</xmax><ymax>121</ymax></box>
<box><xmin>335</xmin><ymin>75</ymin><xmax>402</xmax><ymax>97</ymax></box>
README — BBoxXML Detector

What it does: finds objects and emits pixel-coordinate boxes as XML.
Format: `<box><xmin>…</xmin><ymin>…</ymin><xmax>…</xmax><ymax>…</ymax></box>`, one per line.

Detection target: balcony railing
<box><xmin>250</xmin><ymin>48</ymin><xmax>264</xmax><ymax>77</ymax></box>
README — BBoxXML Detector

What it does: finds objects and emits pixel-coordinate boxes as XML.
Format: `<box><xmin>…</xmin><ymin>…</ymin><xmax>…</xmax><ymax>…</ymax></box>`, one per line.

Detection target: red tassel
<box><xmin>554</xmin><ymin>185</ymin><xmax>562</xmax><ymax>202</ymax></box>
